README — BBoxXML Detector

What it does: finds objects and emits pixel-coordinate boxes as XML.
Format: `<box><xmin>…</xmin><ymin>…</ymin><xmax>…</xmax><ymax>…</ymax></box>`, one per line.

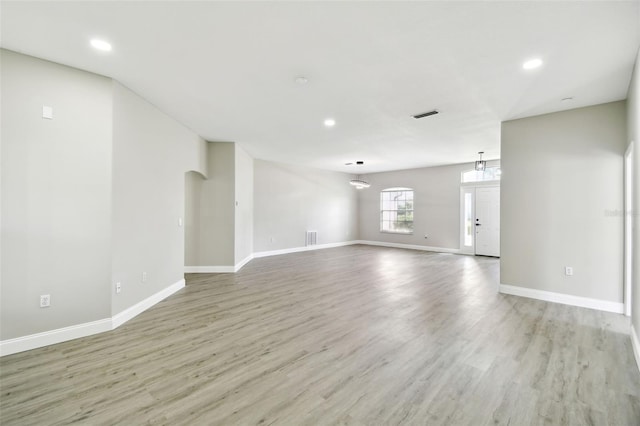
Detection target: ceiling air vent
<box><xmin>413</xmin><ymin>110</ymin><xmax>439</xmax><ymax>119</ymax></box>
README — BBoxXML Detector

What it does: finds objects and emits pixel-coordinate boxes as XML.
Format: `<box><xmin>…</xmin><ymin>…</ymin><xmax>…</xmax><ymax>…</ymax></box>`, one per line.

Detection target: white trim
<box><xmin>631</xmin><ymin>324</ymin><xmax>640</xmax><ymax>374</ymax></box>
<box><xmin>184</xmin><ymin>255</ymin><xmax>254</xmax><ymax>273</ymax></box>
<box><xmin>499</xmin><ymin>284</ymin><xmax>624</xmax><ymax>314</ymax></box>
<box><xmin>624</xmin><ymin>141</ymin><xmax>634</xmax><ymax>317</ymax></box>
<box><xmin>356</xmin><ymin>240</ymin><xmax>461</xmax><ymax>254</ymax></box>
<box><xmin>253</xmin><ymin>240</ymin><xmax>358</xmax><ymax>258</ymax></box>
<box><xmin>0</xmin><ymin>318</ymin><xmax>112</xmax><ymax>357</ymax></box>
<box><xmin>184</xmin><ymin>266</ymin><xmax>235</xmax><ymax>273</ymax></box>
<box><xmin>191</xmin><ymin>240</ymin><xmax>459</xmax><ymax>268</ymax></box>
<box><xmin>234</xmin><ymin>254</ymin><xmax>254</xmax><ymax>272</ymax></box>
<box><xmin>112</xmin><ymin>279</ymin><xmax>185</xmax><ymax>329</ymax></box>
<box><xmin>1</xmin><ymin>279</ymin><xmax>186</xmax><ymax>357</ymax></box>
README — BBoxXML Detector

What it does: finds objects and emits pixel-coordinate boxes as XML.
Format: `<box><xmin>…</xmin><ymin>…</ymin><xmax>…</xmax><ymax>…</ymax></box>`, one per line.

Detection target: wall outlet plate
<box><xmin>40</xmin><ymin>294</ymin><xmax>51</xmax><ymax>308</ymax></box>
<box><xmin>565</xmin><ymin>266</ymin><xmax>573</xmax><ymax>276</ymax></box>
<box><xmin>42</xmin><ymin>105</ymin><xmax>53</xmax><ymax>119</ymax></box>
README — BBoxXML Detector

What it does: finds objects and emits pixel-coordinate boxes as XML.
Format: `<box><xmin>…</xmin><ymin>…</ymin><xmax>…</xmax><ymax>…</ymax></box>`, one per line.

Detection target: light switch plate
<box><xmin>42</xmin><ymin>105</ymin><xmax>53</xmax><ymax>119</ymax></box>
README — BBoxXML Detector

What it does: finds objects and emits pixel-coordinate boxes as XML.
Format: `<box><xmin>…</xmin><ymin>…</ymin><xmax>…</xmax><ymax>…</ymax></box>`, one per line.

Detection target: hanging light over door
<box><xmin>475</xmin><ymin>151</ymin><xmax>486</xmax><ymax>171</ymax></box>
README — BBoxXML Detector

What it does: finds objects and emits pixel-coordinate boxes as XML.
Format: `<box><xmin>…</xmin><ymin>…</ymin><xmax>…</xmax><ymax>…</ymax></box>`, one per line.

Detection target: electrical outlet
<box><xmin>565</xmin><ymin>266</ymin><xmax>573</xmax><ymax>276</ymax></box>
<box><xmin>42</xmin><ymin>105</ymin><xmax>53</xmax><ymax>119</ymax></box>
<box><xmin>142</xmin><ymin>272</ymin><xmax>147</xmax><ymax>283</ymax></box>
<box><xmin>116</xmin><ymin>282</ymin><xmax>122</xmax><ymax>294</ymax></box>
<box><xmin>40</xmin><ymin>294</ymin><xmax>51</xmax><ymax>308</ymax></box>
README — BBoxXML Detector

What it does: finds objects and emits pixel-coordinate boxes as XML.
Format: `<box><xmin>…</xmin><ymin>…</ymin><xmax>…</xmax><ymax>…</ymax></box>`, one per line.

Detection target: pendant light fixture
<box><xmin>475</xmin><ymin>151</ymin><xmax>486</xmax><ymax>172</ymax></box>
<box><xmin>349</xmin><ymin>175</ymin><xmax>370</xmax><ymax>189</ymax></box>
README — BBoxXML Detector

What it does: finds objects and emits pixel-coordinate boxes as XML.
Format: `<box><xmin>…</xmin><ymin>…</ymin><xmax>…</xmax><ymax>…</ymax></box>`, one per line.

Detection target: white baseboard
<box><xmin>191</xmin><ymin>240</ymin><xmax>459</xmax><ymax>272</ymax></box>
<box><xmin>234</xmin><ymin>254</ymin><xmax>254</xmax><ymax>272</ymax></box>
<box><xmin>112</xmin><ymin>279</ymin><xmax>185</xmax><ymax>329</ymax></box>
<box><xmin>1</xmin><ymin>279</ymin><xmax>186</xmax><ymax>357</ymax></box>
<box><xmin>0</xmin><ymin>318</ymin><xmax>112</xmax><ymax>357</ymax></box>
<box><xmin>356</xmin><ymin>240</ymin><xmax>461</xmax><ymax>254</ymax></box>
<box><xmin>184</xmin><ymin>255</ymin><xmax>255</xmax><ymax>274</ymax></box>
<box><xmin>184</xmin><ymin>265</ymin><xmax>235</xmax><ymax>273</ymax></box>
<box><xmin>499</xmin><ymin>284</ymin><xmax>624</xmax><ymax>314</ymax></box>
<box><xmin>631</xmin><ymin>324</ymin><xmax>640</xmax><ymax>374</ymax></box>
<box><xmin>253</xmin><ymin>240</ymin><xmax>359</xmax><ymax>258</ymax></box>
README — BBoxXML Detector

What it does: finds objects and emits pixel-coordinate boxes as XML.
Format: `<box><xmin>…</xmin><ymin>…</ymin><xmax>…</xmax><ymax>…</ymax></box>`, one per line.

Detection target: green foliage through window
<box><xmin>380</xmin><ymin>188</ymin><xmax>414</xmax><ymax>234</ymax></box>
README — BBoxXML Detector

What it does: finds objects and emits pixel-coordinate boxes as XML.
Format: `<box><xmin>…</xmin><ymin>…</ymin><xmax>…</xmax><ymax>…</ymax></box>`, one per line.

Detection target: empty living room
<box><xmin>1</xmin><ymin>1</ymin><xmax>640</xmax><ymax>425</ymax></box>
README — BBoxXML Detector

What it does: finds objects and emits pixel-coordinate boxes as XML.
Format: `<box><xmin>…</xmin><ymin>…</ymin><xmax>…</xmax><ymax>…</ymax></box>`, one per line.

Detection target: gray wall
<box><xmin>188</xmin><ymin>142</ymin><xmax>236</xmax><ymax>266</ymax></box>
<box><xmin>235</xmin><ymin>144</ymin><xmax>254</xmax><ymax>264</ymax></box>
<box><xmin>1</xmin><ymin>50</ymin><xmax>113</xmax><ymax>339</ymax></box>
<box><xmin>111</xmin><ymin>82</ymin><xmax>206</xmax><ymax>315</ymax></box>
<box><xmin>629</xmin><ymin>48</ymin><xmax>640</xmax><ymax>332</ymax></box>
<box><xmin>253</xmin><ymin>160</ymin><xmax>358</xmax><ymax>252</ymax></box>
<box><xmin>0</xmin><ymin>50</ymin><xmax>209</xmax><ymax>341</ymax></box>
<box><xmin>358</xmin><ymin>162</ymin><xmax>496</xmax><ymax>250</ymax></box>
<box><xmin>184</xmin><ymin>171</ymin><xmax>204</xmax><ymax>267</ymax></box>
<box><xmin>501</xmin><ymin>101</ymin><xmax>627</xmax><ymax>303</ymax></box>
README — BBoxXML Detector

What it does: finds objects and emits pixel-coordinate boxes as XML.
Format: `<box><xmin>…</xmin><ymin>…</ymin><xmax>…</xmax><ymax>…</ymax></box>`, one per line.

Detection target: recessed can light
<box><xmin>522</xmin><ymin>58</ymin><xmax>543</xmax><ymax>70</ymax></box>
<box><xmin>90</xmin><ymin>39</ymin><xmax>112</xmax><ymax>52</ymax></box>
<box><xmin>324</xmin><ymin>118</ymin><xmax>336</xmax><ymax>127</ymax></box>
<box><xmin>561</xmin><ymin>97</ymin><xmax>574</xmax><ymax>102</ymax></box>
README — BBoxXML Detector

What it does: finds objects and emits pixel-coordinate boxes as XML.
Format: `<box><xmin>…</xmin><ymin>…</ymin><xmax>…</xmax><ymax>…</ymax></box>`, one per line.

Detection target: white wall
<box><xmin>358</xmin><ymin>162</ymin><xmax>497</xmax><ymax>250</ymax></box>
<box><xmin>235</xmin><ymin>144</ymin><xmax>254</xmax><ymax>264</ymax></box>
<box><xmin>628</xmin><ymin>48</ymin><xmax>640</xmax><ymax>333</ymax></box>
<box><xmin>110</xmin><ymin>82</ymin><xmax>207</xmax><ymax>315</ymax></box>
<box><xmin>501</xmin><ymin>101</ymin><xmax>627</xmax><ymax>304</ymax></box>
<box><xmin>253</xmin><ymin>160</ymin><xmax>358</xmax><ymax>252</ymax></box>
<box><xmin>1</xmin><ymin>50</ymin><xmax>113</xmax><ymax>339</ymax></box>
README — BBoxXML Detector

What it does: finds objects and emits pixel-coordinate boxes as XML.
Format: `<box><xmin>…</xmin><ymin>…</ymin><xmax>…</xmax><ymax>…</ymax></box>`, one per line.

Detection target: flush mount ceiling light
<box><xmin>522</xmin><ymin>58</ymin><xmax>543</xmax><ymax>70</ymax></box>
<box><xmin>324</xmin><ymin>118</ymin><xmax>336</xmax><ymax>127</ymax></box>
<box><xmin>475</xmin><ymin>151</ymin><xmax>486</xmax><ymax>171</ymax></box>
<box><xmin>90</xmin><ymin>39</ymin><xmax>112</xmax><ymax>52</ymax></box>
<box><xmin>350</xmin><ymin>176</ymin><xmax>370</xmax><ymax>189</ymax></box>
<box><xmin>295</xmin><ymin>76</ymin><xmax>308</xmax><ymax>84</ymax></box>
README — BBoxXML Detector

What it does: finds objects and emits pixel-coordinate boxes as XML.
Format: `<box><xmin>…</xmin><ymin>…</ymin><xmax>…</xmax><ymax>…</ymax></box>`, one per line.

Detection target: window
<box><xmin>380</xmin><ymin>188</ymin><xmax>414</xmax><ymax>234</ymax></box>
<box><xmin>462</xmin><ymin>167</ymin><xmax>501</xmax><ymax>183</ymax></box>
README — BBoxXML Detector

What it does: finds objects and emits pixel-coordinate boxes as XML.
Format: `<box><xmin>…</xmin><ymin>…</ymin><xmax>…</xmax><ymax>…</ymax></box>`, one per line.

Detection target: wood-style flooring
<box><xmin>1</xmin><ymin>245</ymin><xmax>639</xmax><ymax>425</ymax></box>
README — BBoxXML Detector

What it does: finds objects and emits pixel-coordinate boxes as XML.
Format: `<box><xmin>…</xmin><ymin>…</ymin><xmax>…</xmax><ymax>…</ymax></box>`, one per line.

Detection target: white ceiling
<box><xmin>2</xmin><ymin>1</ymin><xmax>639</xmax><ymax>173</ymax></box>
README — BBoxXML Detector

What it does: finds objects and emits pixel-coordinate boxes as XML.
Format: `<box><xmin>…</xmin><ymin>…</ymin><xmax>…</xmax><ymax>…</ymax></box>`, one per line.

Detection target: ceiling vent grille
<box><xmin>413</xmin><ymin>110</ymin><xmax>439</xmax><ymax>119</ymax></box>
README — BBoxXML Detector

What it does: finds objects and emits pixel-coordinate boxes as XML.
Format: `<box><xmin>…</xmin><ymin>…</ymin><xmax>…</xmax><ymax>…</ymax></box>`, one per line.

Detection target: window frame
<box><xmin>461</xmin><ymin>166</ymin><xmax>501</xmax><ymax>183</ymax></box>
<box><xmin>380</xmin><ymin>187</ymin><xmax>414</xmax><ymax>235</ymax></box>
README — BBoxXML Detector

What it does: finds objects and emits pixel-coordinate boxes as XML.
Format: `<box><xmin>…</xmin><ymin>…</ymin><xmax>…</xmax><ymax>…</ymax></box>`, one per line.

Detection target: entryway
<box><xmin>460</xmin><ymin>184</ymin><xmax>500</xmax><ymax>257</ymax></box>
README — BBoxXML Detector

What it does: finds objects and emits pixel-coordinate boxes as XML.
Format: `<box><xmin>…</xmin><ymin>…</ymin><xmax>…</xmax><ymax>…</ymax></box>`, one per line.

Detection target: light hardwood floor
<box><xmin>1</xmin><ymin>245</ymin><xmax>639</xmax><ymax>425</ymax></box>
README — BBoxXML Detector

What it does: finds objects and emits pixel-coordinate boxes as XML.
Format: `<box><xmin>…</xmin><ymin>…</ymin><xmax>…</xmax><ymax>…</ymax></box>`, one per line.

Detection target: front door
<box><xmin>475</xmin><ymin>186</ymin><xmax>500</xmax><ymax>257</ymax></box>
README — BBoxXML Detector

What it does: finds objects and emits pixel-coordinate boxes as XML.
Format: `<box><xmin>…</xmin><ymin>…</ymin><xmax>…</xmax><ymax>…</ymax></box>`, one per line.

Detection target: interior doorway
<box><xmin>460</xmin><ymin>185</ymin><xmax>501</xmax><ymax>257</ymax></box>
<box><xmin>625</xmin><ymin>141</ymin><xmax>634</xmax><ymax>317</ymax></box>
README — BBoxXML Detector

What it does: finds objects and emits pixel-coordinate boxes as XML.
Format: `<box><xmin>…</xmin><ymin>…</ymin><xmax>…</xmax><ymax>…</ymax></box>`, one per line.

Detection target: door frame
<box><xmin>460</xmin><ymin>182</ymin><xmax>500</xmax><ymax>256</ymax></box>
<box><xmin>625</xmin><ymin>141</ymin><xmax>634</xmax><ymax>317</ymax></box>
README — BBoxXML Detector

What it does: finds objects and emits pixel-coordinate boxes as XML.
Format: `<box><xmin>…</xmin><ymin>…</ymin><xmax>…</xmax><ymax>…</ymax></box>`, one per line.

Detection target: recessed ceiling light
<box><xmin>295</xmin><ymin>76</ymin><xmax>308</xmax><ymax>84</ymax></box>
<box><xmin>90</xmin><ymin>39</ymin><xmax>112</xmax><ymax>52</ymax></box>
<box><xmin>561</xmin><ymin>97</ymin><xmax>574</xmax><ymax>102</ymax></box>
<box><xmin>324</xmin><ymin>118</ymin><xmax>336</xmax><ymax>127</ymax></box>
<box><xmin>522</xmin><ymin>58</ymin><xmax>543</xmax><ymax>70</ymax></box>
